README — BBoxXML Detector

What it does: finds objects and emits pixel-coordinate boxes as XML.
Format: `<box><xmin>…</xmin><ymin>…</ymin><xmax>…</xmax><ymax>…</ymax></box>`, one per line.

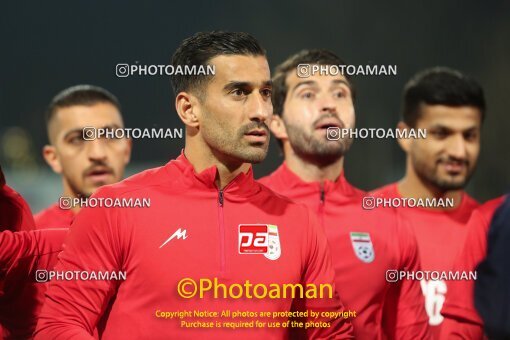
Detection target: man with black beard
<box><xmin>259</xmin><ymin>50</ymin><xmax>430</xmax><ymax>339</ymax></box>
<box><xmin>35</xmin><ymin>33</ymin><xmax>354</xmax><ymax>340</ymax></box>
<box><xmin>371</xmin><ymin>67</ymin><xmax>485</xmax><ymax>338</ymax></box>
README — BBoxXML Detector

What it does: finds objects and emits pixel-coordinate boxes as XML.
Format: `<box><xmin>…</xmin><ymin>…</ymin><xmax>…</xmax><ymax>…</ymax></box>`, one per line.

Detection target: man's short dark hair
<box><xmin>46</xmin><ymin>84</ymin><xmax>121</xmax><ymax>127</ymax></box>
<box><xmin>402</xmin><ymin>67</ymin><xmax>486</xmax><ymax>127</ymax></box>
<box><xmin>272</xmin><ymin>49</ymin><xmax>354</xmax><ymax>118</ymax></box>
<box><xmin>170</xmin><ymin>31</ymin><xmax>266</xmax><ymax>98</ymax></box>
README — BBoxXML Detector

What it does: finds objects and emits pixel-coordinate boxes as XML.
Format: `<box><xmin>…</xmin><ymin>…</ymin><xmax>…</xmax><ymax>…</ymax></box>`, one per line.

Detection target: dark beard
<box><xmin>284</xmin><ymin>121</ymin><xmax>352</xmax><ymax>166</ymax></box>
<box><xmin>413</xmin><ymin>157</ymin><xmax>474</xmax><ymax>191</ymax></box>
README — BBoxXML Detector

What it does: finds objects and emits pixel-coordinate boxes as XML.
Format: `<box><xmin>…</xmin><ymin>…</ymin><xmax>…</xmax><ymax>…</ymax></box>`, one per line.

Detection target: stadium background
<box><xmin>1</xmin><ymin>0</ymin><xmax>509</xmax><ymax>213</ymax></box>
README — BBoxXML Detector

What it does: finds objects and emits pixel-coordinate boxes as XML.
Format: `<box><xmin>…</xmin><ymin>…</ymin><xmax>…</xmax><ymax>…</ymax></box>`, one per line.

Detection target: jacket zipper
<box><xmin>319</xmin><ymin>184</ymin><xmax>326</xmax><ymax>228</ymax></box>
<box><xmin>218</xmin><ymin>190</ymin><xmax>225</xmax><ymax>275</ymax></box>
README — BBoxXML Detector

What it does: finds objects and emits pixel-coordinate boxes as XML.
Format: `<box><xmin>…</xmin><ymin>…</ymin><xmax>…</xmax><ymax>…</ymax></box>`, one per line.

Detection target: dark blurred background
<box><xmin>1</xmin><ymin>0</ymin><xmax>509</xmax><ymax>212</ymax></box>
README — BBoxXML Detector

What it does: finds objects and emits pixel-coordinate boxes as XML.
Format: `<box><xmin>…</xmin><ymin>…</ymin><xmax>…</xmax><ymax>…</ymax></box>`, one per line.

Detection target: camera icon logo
<box><xmin>59</xmin><ymin>197</ymin><xmax>73</xmax><ymax>210</ymax></box>
<box><xmin>386</xmin><ymin>270</ymin><xmax>398</xmax><ymax>283</ymax></box>
<box><xmin>35</xmin><ymin>270</ymin><xmax>49</xmax><ymax>283</ymax></box>
<box><xmin>83</xmin><ymin>127</ymin><xmax>96</xmax><ymax>141</ymax></box>
<box><xmin>362</xmin><ymin>196</ymin><xmax>376</xmax><ymax>210</ymax></box>
<box><xmin>116</xmin><ymin>63</ymin><xmax>130</xmax><ymax>77</ymax></box>
<box><xmin>297</xmin><ymin>64</ymin><xmax>311</xmax><ymax>78</ymax></box>
<box><xmin>326</xmin><ymin>127</ymin><xmax>340</xmax><ymax>140</ymax></box>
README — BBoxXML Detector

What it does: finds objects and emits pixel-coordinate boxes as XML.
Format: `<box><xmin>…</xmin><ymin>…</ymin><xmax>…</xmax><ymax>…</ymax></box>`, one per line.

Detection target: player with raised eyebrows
<box><xmin>259</xmin><ymin>49</ymin><xmax>430</xmax><ymax>339</ymax></box>
<box><xmin>35</xmin><ymin>32</ymin><xmax>354</xmax><ymax>339</ymax></box>
<box><xmin>371</xmin><ymin>67</ymin><xmax>484</xmax><ymax>338</ymax></box>
<box><xmin>35</xmin><ymin>85</ymin><xmax>132</xmax><ymax>228</ymax></box>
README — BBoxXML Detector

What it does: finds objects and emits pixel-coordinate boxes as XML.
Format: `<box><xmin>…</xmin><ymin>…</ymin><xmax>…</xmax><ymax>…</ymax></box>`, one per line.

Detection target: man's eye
<box><xmin>107</xmin><ymin>128</ymin><xmax>121</xmax><ymax>139</ymax></box>
<box><xmin>334</xmin><ymin>91</ymin><xmax>345</xmax><ymax>98</ymax></box>
<box><xmin>301</xmin><ymin>92</ymin><xmax>314</xmax><ymax>99</ymax></box>
<box><xmin>232</xmin><ymin>89</ymin><xmax>247</xmax><ymax>96</ymax></box>
<box><xmin>432</xmin><ymin>130</ymin><xmax>448</xmax><ymax>138</ymax></box>
<box><xmin>261</xmin><ymin>89</ymin><xmax>272</xmax><ymax>97</ymax></box>
<box><xmin>464</xmin><ymin>131</ymin><xmax>478</xmax><ymax>141</ymax></box>
<box><xmin>70</xmin><ymin>136</ymin><xmax>84</xmax><ymax>144</ymax></box>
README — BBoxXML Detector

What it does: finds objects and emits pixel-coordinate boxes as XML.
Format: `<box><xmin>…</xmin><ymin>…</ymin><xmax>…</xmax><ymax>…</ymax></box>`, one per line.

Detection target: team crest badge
<box><xmin>238</xmin><ymin>224</ymin><xmax>281</xmax><ymax>260</ymax></box>
<box><xmin>350</xmin><ymin>232</ymin><xmax>375</xmax><ymax>263</ymax></box>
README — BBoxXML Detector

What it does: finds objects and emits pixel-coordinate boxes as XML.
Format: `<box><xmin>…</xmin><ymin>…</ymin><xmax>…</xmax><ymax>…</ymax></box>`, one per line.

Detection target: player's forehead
<box><xmin>286</xmin><ymin>72</ymin><xmax>350</xmax><ymax>93</ymax></box>
<box><xmin>208</xmin><ymin>54</ymin><xmax>271</xmax><ymax>88</ymax></box>
<box><xmin>51</xmin><ymin>103</ymin><xmax>123</xmax><ymax>138</ymax></box>
<box><xmin>416</xmin><ymin>104</ymin><xmax>482</xmax><ymax>130</ymax></box>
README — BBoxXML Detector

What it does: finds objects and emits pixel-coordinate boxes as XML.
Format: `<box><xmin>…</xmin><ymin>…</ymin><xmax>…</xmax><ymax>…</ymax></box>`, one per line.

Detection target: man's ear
<box><xmin>269</xmin><ymin>114</ymin><xmax>288</xmax><ymax>141</ymax></box>
<box><xmin>42</xmin><ymin>145</ymin><xmax>63</xmax><ymax>174</ymax></box>
<box><xmin>175</xmin><ymin>91</ymin><xmax>200</xmax><ymax>128</ymax></box>
<box><xmin>396</xmin><ymin>121</ymin><xmax>412</xmax><ymax>153</ymax></box>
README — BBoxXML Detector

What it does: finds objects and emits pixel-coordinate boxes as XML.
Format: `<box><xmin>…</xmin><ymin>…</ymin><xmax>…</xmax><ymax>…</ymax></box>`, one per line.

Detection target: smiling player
<box><xmin>371</xmin><ymin>67</ymin><xmax>485</xmax><ymax>337</ymax></box>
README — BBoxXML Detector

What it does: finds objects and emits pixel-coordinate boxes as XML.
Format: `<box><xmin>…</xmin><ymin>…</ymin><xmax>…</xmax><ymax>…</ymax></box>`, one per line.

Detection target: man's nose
<box><xmin>86</xmin><ymin>139</ymin><xmax>108</xmax><ymax>161</ymax></box>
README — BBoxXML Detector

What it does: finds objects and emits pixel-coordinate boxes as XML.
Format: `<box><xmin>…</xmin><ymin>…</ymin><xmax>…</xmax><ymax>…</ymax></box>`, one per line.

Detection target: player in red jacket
<box><xmin>0</xmin><ymin>227</ymin><xmax>68</xmax><ymax>339</ymax></box>
<box><xmin>0</xmin><ymin>229</ymin><xmax>68</xmax><ymax>273</ymax></box>
<box><xmin>259</xmin><ymin>49</ymin><xmax>429</xmax><ymax>339</ymax></box>
<box><xmin>0</xmin><ymin>166</ymin><xmax>67</xmax><ymax>338</ymax></box>
<box><xmin>371</xmin><ymin>67</ymin><xmax>485</xmax><ymax>338</ymax></box>
<box><xmin>35</xmin><ymin>85</ymin><xmax>132</xmax><ymax>228</ymax></box>
<box><xmin>0</xmin><ymin>166</ymin><xmax>35</xmax><ymax>233</ymax></box>
<box><xmin>35</xmin><ymin>32</ymin><xmax>354</xmax><ymax>340</ymax></box>
<box><xmin>1</xmin><ymin>165</ymin><xmax>37</xmax><ymax>338</ymax></box>
<box><xmin>440</xmin><ymin>196</ymin><xmax>505</xmax><ymax>339</ymax></box>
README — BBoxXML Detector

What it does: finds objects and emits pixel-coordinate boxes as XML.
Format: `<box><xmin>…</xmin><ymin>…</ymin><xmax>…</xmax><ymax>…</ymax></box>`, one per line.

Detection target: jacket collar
<box><xmin>165</xmin><ymin>150</ymin><xmax>260</xmax><ymax>197</ymax></box>
<box><xmin>272</xmin><ymin>162</ymin><xmax>358</xmax><ymax>197</ymax></box>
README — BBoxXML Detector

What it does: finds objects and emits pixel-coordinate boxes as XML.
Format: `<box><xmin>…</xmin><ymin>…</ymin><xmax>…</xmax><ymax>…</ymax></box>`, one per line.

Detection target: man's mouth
<box><xmin>314</xmin><ymin>118</ymin><xmax>343</xmax><ymax>131</ymax></box>
<box><xmin>85</xmin><ymin>167</ymin><xmax>114</xmax><ymax>182</ymax></box>
<box><xmin>244</xmin><ymin>129</ymin><xmax>268</xmax><ymax>142</ymax></box>
<box><xmin>440</xmin><ymin>161</ymin><xmax>467</xmax><ymax>174</ymax></box>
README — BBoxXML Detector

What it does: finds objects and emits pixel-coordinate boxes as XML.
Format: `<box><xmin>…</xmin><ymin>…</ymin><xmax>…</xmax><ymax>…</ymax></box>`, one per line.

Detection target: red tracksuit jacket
<box><xmin>0</xmin><ymin>169</ymin><xmax>35</xmax><ymax>233</ymax></box>
<box><xmin>259</xmin><ymin>163</ymin><xmax>429</xmax><ymax>340</ymax></box>
<box><xmin>440</xmin><ymin>196</ymin><xmax>505</xmax><ymax>339</ymax></box>
<box><xmin>1</xmin><ymin>166</ymin><xmax>68</xmax><ymax>339</ymax></box>
<box><xmin>1</xmin><ymin>167</ymin><xmax>37</xmax><ymax>338</ymax></box>
<box><xmin>0</xmin><ymin>228</ymin><xmax>68</xmax><ymax>276</ymax></box>
<box><xmin>0</xmin><ymin>228</ymin><xmax>68</xmax><ymax>339</ymax></box>
<box><xmin>35</xmin><ymin>203</ymin><xmax>75</xmax><ymax>229</ymax></box>
<box><xmin>35</xmin><ymin>152</ymin><xmax>354</xmax><ymax>340</ymax></box>
<box><xmin>371</xmin><ymin>183</ymin><xmax>479</xmax><ymax>339</ymax></box>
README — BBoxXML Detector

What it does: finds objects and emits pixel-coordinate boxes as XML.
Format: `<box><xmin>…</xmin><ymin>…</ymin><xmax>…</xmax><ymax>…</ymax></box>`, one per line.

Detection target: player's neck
<box><xmin>284</xmin><ymin>147</ymin><xmax>344</xmax><ymax>183</ymax></box>
<box><xmin>61</xmin><ymin>182</ymin><xmax>81</xmax><ymax>214</ymax></box>
<box><xmin>184</xmin><ymin>142</ymin><xmax>250</xmax><ymax>190</ymax></box>
<box><xmin>398</xmin><ymin>167</ymin><xmax>464</xmax><ymax>209</ymax></box>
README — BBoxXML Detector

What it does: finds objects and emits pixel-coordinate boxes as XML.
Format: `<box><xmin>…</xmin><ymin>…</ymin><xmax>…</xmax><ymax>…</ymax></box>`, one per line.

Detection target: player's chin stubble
<box><xmin>286</xmin><ymin>123</ymin><xmax>350</xmax><ymax>165</ymax></box>
<box><xmin>68</xmin><ymin>179</ymin><xmax>93</xmax><ymax>199</ymax></box>
<box><xmin>413</xmin><ymin>157</ymin><xmax>470</xmax><ymax>191</ymax></box>
<box><xmin>204</xmin><ymin>125</ymin><xmax>269</xmax><ymax>164</ymax></box>
<box><xmin>237</xmin><ymin>134</ymin><xmax>269</xmax><ymax>164</ymax></box>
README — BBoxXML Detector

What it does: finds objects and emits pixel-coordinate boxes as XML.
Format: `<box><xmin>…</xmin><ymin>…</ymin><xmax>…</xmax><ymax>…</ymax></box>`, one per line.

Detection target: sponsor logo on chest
<box><xmin>238</xmin><ymin>224</ymin><xmax>281</xmax><ymax>260</ymax></box>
